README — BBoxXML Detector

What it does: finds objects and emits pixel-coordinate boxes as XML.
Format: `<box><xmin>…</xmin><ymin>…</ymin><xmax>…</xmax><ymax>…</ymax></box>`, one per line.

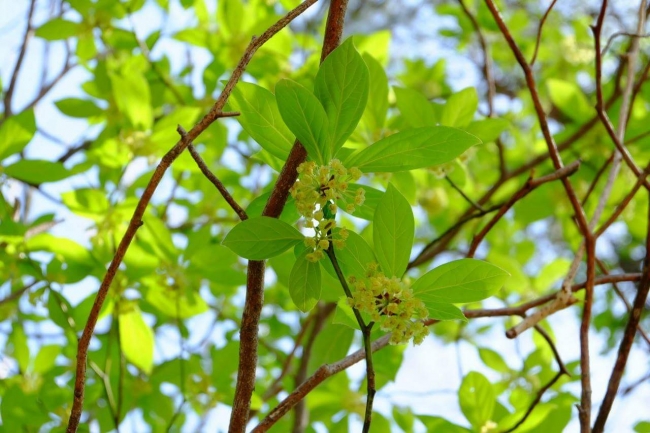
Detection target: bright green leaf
<box><xmin>426</xmin><ymin>303</ymin><xmax>467</xmax><ymax>321</ymax></box>
<box><xmin>33</xmin><ymin>345</ymin><xmax>61</xmax><ymax>374</ymax></box>
<box><xmin>346</xmin><ymin>126</ymin><xmax>481</xmax><ymax>173</ymax></box>
<box><xmin>547</xmin><ymin>78</ymin><xmax>592</xmax><ymax>123</ymax></box>
<box><xmin>373</xmin><ymin>184</ymin><xmax>414</xmax><ymax>277</ymax></box>
<box><xmin>4</xmin><ymin>159</ymin><xmax>71</xmax><ymax>184</ymax></box>
<box><xmin>55</xmin><ymin>98</ymin><xmax>103</xmax><ymax>118</ymax></box>
<box><xmin>314</xmin><ymin>38</ymin><xmax>369</xmax><ymax>155</ymax></box>
<box><xmin>144</xmin><ymin>279</ymin><xmax>209</xmax><ymax>319</ymax></box>
<box><xmin>412</xmin><ymin>259</ymin><xmax>509</xmax><ymax>304</ymax></box>
<box><xmin>275</xmin><ymin>79</ymin><xmax>330</xmax><ymax>164</ymax></box>
<box><xmin>464</xmin><ymin>118</ymin><xmax>509</xmax><ymax>143</ymax></box>
<box><xmin>10</xmin><ymin>325</ymin><xmax>29</xmax><ymax>372</ymax></box>
<box><xmin>440</xmin><ymin>87</ymin><xmax>478</xmax><ymax>127</ymax></box>
<box><xmin>289</xmin><ymin>250</ymin><xmax>322</xmax><ymax>312</ymax></box>
<box><xmin>110</xmin><ymin>69</ymin><xmax>152</xmax><ymax>130</ymax></box>
<box><xmin>0</xmin><ymin>109</ymin><xmax>36</xmax><ymax>160</ymax></box>
<box><xmin>222</xmin><ymin>216</ymin><xmax>304</xmax><ymax>260</ymax></box>
<box><xmin>394</xmin><ymin>87</ymin><xmax>437</xmax><ymax>127</ymax></box>
<box><xmin>230</xmin><ymin>82</ymin><xmax>294</xmax><ymax>159</ymax></box>
<box><xmin>337</xmin><ymin>183</ymin><xmax>383</xmax><ymax>220</ymax></box>
<box><xmin>362</xmin><ymin>53</ymin><xmax>389</xmax><ymax>133</ymax></box>
<box><xmin>35</xmin><ymin>18</ymin><xmax>81</xmax><ymax>40</ymax></box>
<box><xmin>322</xmin><ymin>228</ymin><xmax>376</xmax><ymax>281</ymax></box>
<box><xmin>459</xmin><ymin>371</ymin><xmax>496</xmax><ymax>429</ymax></box>
<box><xmin>478</xmin><ymin>347</ymin><xmax>510</xmax><ymax>373</ymax></box>
<box><xmin>119</xmin><ymin>304</ymin><xmax>154</xmax><ymax>374</ymax></box>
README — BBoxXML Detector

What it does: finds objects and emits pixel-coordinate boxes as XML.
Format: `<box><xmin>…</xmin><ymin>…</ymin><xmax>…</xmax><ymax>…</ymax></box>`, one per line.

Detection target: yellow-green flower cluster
<box><xmin>348</xmin><ymin>263</ymin><xmax>429</xmax><ymax>345</ymax></box>
<box><xmin>290</xmin><ymin>160</ymin><xmax>364</xmax><ymax>261</ymax></box>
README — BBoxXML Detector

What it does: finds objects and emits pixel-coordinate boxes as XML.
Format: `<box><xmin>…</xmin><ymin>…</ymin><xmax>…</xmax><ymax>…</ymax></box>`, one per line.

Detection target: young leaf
<box><xmin>119</xmin><ymin>304</ymin><xmax>154</xmax><ymax>375</ymax></box>
<box><xmin>425</xmin><ymin>303</ymin><xmax>467</xmax><ymax>322</ymax></box>
<box><xmin>55</xmin><ymin>98</ymin><xmax>103</xmax><ymax>118</ymax></box>
<box><xmin>0</xmin><ymin>109</ymin><xmax>36</xmax><ymax>160</ymax></box>
<box><xmin>373</xmin><ymin>184</ymin><xmax>414</xmax><ymax>277</ymax></box>
<box><xmin>321</xmin><ymin>228</ymin><xmax>376</xmax><ymax>281</ymax></box>
<box><xmin>337</xmin><ymin>184</ymin><xmax>384</xmax><ymax>220</ymax></box>
<box><xmin>314</xmin><ymin>38</ymin><xmax>369</xmax><ymax>155</ymax></box>
<box><xmin>34</xmin><ymin>18</ymin><xmax>81</xmax><ymax>40</ymax></box>
<box><xmin>289</xmin><ymin>250</ymin><xmax>322</xmax><ymax>312</ymax></box>
<box><xmin>411</xmin><ymin>259</ymin><xmax>509</xmax><ymax>304</ymax></box>
<box><xmin>459</xmin><ymin>371</ymin><xmax>496</xmax><ymax>430</ymax></box>
<box><xmin>109</xmin><ymin>68</ymin><xmax>152</xmax><ymax>130</ymax></box>
<box><xmin>222</xmin><ymin>216</ymin><xmax>304</xmax><ymax>260</ymax></box>
<box><xmin>33</xmin><ymin>345</ymin><xmax>61</xmax><ymax>374</ymax></box>
<box><xmin>362</xmin><ymin>53</ymin><xmax>389</xmax><ymax>133</ymax></box>
<box><xmin>275</xmin><ymin>79</ymin><xmax>330</xmax><ymax>164</ymax></box>
<box><xmin>345</xmin><ymin>126</ymin><xmax>481</xmax><ymax>173</ymax></box>
<box><xmin>229</xmin><ymin>82</ymin><xmax>294</xmax><ymax>160</ymax></box>
<box><xmin>440</xmin><ymin>87</ymin><xmax>478</xmax><ymax>127</ymax></box>
<box><xmin>394</xmin><ymin>87</ymin><xmax>437</xmax><ymax>127</ymax></box>
<box><xmin>4</xmin><ymin>160</ymin><xmax>71</xmax><ymax>184</ymax></box>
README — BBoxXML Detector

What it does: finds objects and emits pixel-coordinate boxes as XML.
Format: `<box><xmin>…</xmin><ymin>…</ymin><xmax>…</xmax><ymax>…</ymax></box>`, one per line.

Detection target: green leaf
<box><xmin>144</xmin><ymin>279</ymin><xmax>209</xmax><ymax>319</ymax></box>
<box><xmin>547</xmin><ymin>78</ymin><xmax>592</xmax><ymax>123</ymax></box>
<box><xmin>217</xmin><ymin>0</ymin><xmax>246</xmax><ymax>37</ymax></box>
<box><xmin>314</xmin><ymin>38</ymin><xmax>369</xmax><ymax>155</ymax></box>
<box><xmin>9</xmin><ymin>325</ymin><xmax>29</xmax><ymax>372</ymax></box>
<box><xmin>332</xmin><ymin>296</ymin><xmax>359</xmax><ymax>329</ymax></box>
<box><xmin>337</xmin><ymin>184</ymin><xmax>384</xmax><ymax>220</ymax></box>
<box><xmin>289</xmin><ymin>250</ymin><xmax>322</xmax><ymax>312</ymax></box>
<box><xmin>418</xmin><ymin>415</ymin><xmax>472</xmax><ymax>433</ymax></box>
<box><xmin>119</xmin><ymin>304</ymin><xmax>154</xmax><ymax>374</ymax></box>
<box><xmin>35</xmin><ymin>18</ymin><xmax>81</xmax><ymax>40</ymax></box>
<box><xmin>464</xmin><ymin>118</ymin><xmax>509</xmax><ymax>143</ymax></box>
<box><xmin>110</xmin><ymin>68</ymin><xmax>152</xmax><ymax>130</ymax></box>
<box><xmin>440</xmin><ymin>87</ymin><xmax>478</xmax><ymax>127</ymax></box>
<box><xmin>230</xmin><ymin>82</ymin><xmax>294</xmax><ymax>160</ymax></box>
<box><xmin>33</xmin><ymin>345</ymin><xmax>61</xmax><ymax>374</ymax></box>
<box><xmin>322</xmin><ymin>228</ymin><xmax>376</xmax><ymax>281</ymax></box>
<box><xmin>478</xmin><ymin>347</ymin><xmax>510</xmax><ymax>373</ymax></box>
<box><xmin>459</xmin><ymin>371</ymin><xmax>496</xmax><ymax>429</ymax></box>
<box><xmin>4</xmin><ymin>160</ymin><xmax>71</xmax><ymax>184</ymax></box>
<box><xmin>394</xmin><ymin>87</ymin><xmax>437</xmax><ymax>127</ymax></box>
<box><xmin>362</xmin><ymin>53</ymin><xmax>389</xmax><ymax>132</ymax></box>
<box><xmin>0</xmin><ymin>109</ymin><xmax>36</xmax><ymax>160</ymax></box>
<box><xmin>426</xmin><ymin>303</ymin><xmax>467</xmax><ymax>321</ymax></box>
<box><xmin>412</xmin><ymin>259</ymin><xmax>509</xmax><ymax>303</ymax></box>
<box><xmin>275</xmin><ymin>79</ymin><xmax>330</xmax><ymax>164</ymax></box>
<box><xmin>55</xmin><ymin>98</ymin><xmax>103</xmax><ymax>118</ymax></box>
<box><xmin>346</xmin><ymin>126</ymin><xmax>481</xmax><ymax>173</ymax></box>
<box><xmin>222</xmin><ymin>216</ymin><xmax>304</xmax><ymax>260</ymax></box>
<box><xmin>307</xmin><ymin>321</ymin><xmax>354</xmax><ymax>375</ymax></box>
<box><xmin>373</xmin><ymin>184</ymin><xmax>413</xmax><ymax>277</ymax></box>
<box><xmin>635</xmin><ymin>421</ymin><xmax>650</xmax><ymax>433</ymax></box>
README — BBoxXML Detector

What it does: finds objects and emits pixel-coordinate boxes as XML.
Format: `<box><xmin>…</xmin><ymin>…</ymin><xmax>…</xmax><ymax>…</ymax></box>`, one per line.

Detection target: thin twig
<box><xmin>530</xmin><ymin>0</ymin><xmax>558</xmax><ymax>65</ymax></box>
<box><xmin>467</xmin><ymin>161</ymin><xmax>580</xmax><ymax>257</ymax></box>
<box><xmin>446</xmin><ymin>176</ymin><xmax>484</xmax><ymax>211</ymax></box>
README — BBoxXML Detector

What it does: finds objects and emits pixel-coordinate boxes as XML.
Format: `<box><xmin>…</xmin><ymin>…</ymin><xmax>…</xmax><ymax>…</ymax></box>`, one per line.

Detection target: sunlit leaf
<box><xmin>222</xmin><ymin>216</ymin><xmax>304</xmax><ymax>260</ymax></box>
<box><xmin>373</xmin><ymin>184</ymin><xmax>414</xmax><ymax>277</ymax></box>
<box><xmin>119</xmin><ymin>303</ymin><xmax>154</xmax><ymax>374</ymax></box>
<box><xmin>289</xmin><ymin>250</ymin><xmax>321</xmax><ymax>312</ymax></box>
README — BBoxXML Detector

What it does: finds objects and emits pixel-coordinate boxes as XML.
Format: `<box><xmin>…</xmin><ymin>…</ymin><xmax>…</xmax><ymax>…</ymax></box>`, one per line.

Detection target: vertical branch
<box><xmin>229</xmin><ymin>2</ymin><xmax>349</xmax><ymax>432</ymax></box>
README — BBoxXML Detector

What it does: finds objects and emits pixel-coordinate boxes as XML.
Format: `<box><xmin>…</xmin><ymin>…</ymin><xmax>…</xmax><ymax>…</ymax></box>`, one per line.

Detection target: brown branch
<box><xmin>601</xmin><ymin>31</ymin><xmax>650</xmax><ymax>56</ymax></box>
<box><xmin>581</xmin><ymin>152</ymin><xmax>614</xmax><ymax>206</ymax></box>
<box><xmin>2</xmin><ymin>0</ymin><xmax>36</xmax><ymax>119</ymax></box>
<box><xmin>446</xmin><ymin>176</ymin><xmax>484</xmax><ymax>212</ymax></box>
<box><xmin>0</xmin><ymin>280</ymin><xmax>38</xmax><ymax>306</ymax></box>
<box><xmin>291</xmin><ymin>303</ymin><xmax>335</xmax><ymax>432</ymax></box>
<box><xmin>530</xmin><ymin>0</ymin><xmax>558</xmax><ymax>66</ymax></box>
<box><xmin>252</xmin><ymin>334</ymin><xmax>392</xmax><ymax>432</ymax></box>
<box><xmin>229</xmin><ymin>1</ymin><xmax>344</xmax><ymax>431</ymax></box>
<box><xmin>65</xmin><ymin>1</ymin><xmax>321</xmax><ymax>431</ymax></box>
<box><xmin>592</xmin><ymin>190</ymin><xmax>650</xmax><ymax>433</ymax></box>
<box><xmin>467</xmin><ymin>161</ymin><xmax>580</xmax><ymax>257</ymax></box>
<box><xmin>181</xmin><ymin>128</ymin><xmax>248</xmax><ymax>221</ymax></box>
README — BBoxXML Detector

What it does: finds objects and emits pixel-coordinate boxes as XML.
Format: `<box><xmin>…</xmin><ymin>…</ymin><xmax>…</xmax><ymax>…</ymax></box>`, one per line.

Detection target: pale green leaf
<box><xmin>321</xmin><ymin>228</ymin><xmax>376</xmax><ymax>281</ymax></box>
<box><xmin>362</xmin><ymin>53</ymin><xmax>389</xmax><ymax>132</ymax></box>
<box><xmin>459</xmin><ymin>371</ymin><xmax>496</xmax><ymax>429</ymax></box>
<box><xmin>33</xmin><ymin>345</ymin><xmax>61</xmax><ymax>374</ymax></box>
<box><xmin>440</xmin><ymin>87</ymin><xmax>478</xmax><ymax>127</ymax></box>
<box><xmin>222</xmin><ymin>216</ymin><xmax>304</xmax><ymax>260</ymax></box>
<box><xmin>119</xmin><ymin>304</ymin><xmax>154</xmax><ymax>374</ymax></box>
<box><xmin>314</xmin><ymin>38</ymin><xmax>369</xmax><ymax>155</ymax></box>
<box><xmin>346</xmin><ymin>126</ymin><xmax>481</xmax><ymax>173</ymax></box>
<box><xmin>144</xmin><ymin>279</ymin><xmax>209</xmax><ymax>319</ymax></box>
<box><xmin>464</xmin><ymin>118</ymin><xmax>509</xmax><ymax>143</ymax></box>
<box><xmin>478</xmin><ymin>347</ymin><xmax>510</xmax><ymax>373</ymax></box>
<box><xmin>394</xmin><ymin>87</ymin><xmax>437</xmax><ymax>127</ymax></box>
<box><xmin>373</xmin><ymin>184</ymin><xmax>414</xmax><ymax>277</ymax></box>
<box><xmin>547</xmin><ymin>78</ymin><xmax>592</xmax><ymax>123</ymax></box>
<box><xmin>55</xmin><ymin>98</ymin><xmax>103</xmax><ymax>118</ymax></box>
<box><xmin>110</xmin><ymin>69</ymin><xmax>152</xmax><ymax>130</ymax></box>
<box><xmin>426</xmin><ymin>303</ymin><xmax>467</xmax><ymax>321</ymax></box>
<box><xmin>307</xmin><ymin>321</ymin><xmax>354</xmax><ymax>375</ymax></box>
<box><xmin>35</xmin><ymin>18</ymin><xmax>81</xmax><ymax>40</ymax></box>
<box><xmin>412</xmin><ymin>259</ymin><xmax>509</xmax><ymax>304</ymax></box>
<box><xmin>336</xmin><ymin>183</ymin><xmax>384</xmax><ymax>220</ymax></box>
<box><xmin>275</xmin><ymin>79</ymin><xmax>330</xmax><ymax>164</ymax></box>
<box><xmin>0</xmin><ymin>109</ymin><xmax>36</xmax><ymax>160</ymax></box>
<box><xmin>4</xmin><ymin>160</ymin><xmax>71</xmax><ymax>184</ymax></box>
<box><xmin>289</xmin><ymin>250</ymin><xmax>322</xmax><ymax>312</ymax></box>
<box><xmin>10</xmin><ymin>325</ymin><xmax>29</xmax><ymax>372</ymax></box>
<box><xmin>230</xmin><ymin>82</ymin><xmax>294</xmax><ymax>159</ymax></box>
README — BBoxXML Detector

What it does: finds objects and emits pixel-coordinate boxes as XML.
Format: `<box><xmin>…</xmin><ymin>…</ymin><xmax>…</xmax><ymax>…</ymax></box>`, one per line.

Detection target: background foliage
<box><xmin>0</xmin><ymin>0</ymin><xmax>649</xmax><ymax>432</ymax></box>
